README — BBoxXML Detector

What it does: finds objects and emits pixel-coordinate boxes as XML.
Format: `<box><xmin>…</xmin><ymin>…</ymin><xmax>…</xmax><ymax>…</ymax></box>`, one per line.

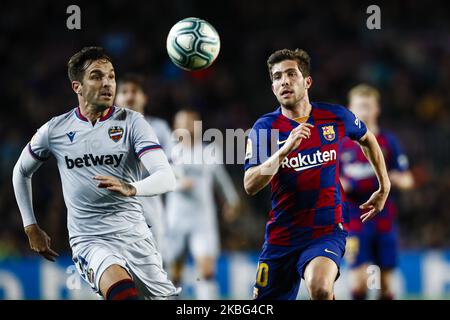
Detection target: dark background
<box><xmin>0</xmin><ymin>0</ymin><xmax>449</xmax><ymax>259</ymax></box>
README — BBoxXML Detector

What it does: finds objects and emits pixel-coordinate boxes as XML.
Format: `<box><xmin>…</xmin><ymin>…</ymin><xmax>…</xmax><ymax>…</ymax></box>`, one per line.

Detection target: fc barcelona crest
<box><xmin>108</xmin><ymin>126</ymin><xmax>124</xmax><ymax>142</ymax></box>
<box><xmin>322</xmin><ymin>125</ymin><xmax>336</xmax><ymax>141</ymax></box>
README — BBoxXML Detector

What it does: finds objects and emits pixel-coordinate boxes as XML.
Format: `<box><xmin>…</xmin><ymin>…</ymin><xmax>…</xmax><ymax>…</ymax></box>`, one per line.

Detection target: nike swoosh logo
<box><xmin>277</xmin><ymin>139</ymin><xmax>288</xmax><ymax>145</ymax></box>
<box><xmin>324</xmin><ymin>248</ymin><xmax>339</xmax><ymax>257</ymax></box>
<box><xmin>293</xmin><ymin>163</ymin><xmax>323</xmax><ymax>171</ymax></box>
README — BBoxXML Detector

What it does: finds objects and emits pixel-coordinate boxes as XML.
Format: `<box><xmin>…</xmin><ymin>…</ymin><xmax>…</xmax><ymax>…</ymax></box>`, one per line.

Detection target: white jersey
<box><xmin>166</xmin><ymin>142</ymin><xmax>239</xmax><ymax>229</ymax></box>
<box><xmin>164</xmin><ymin>142</ymin><xmax>239</xmax><ymax>262</ymax></box>
<box><xmin>29</xmin><ymin>106</ymin><xmax>162</xmax><ymax>247</ymax></box>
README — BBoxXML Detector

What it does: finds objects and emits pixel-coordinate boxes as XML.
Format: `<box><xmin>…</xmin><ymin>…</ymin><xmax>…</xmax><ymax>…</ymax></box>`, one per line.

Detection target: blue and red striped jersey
<box><xmin>340</xmin><ymin>131</ymin><xmax>409</xmax><ymax>232</ymax></box>
<box><xmin>244</xmin><ymin>102</ymin><xmax>367</xmax><ymax>247</ymax></box>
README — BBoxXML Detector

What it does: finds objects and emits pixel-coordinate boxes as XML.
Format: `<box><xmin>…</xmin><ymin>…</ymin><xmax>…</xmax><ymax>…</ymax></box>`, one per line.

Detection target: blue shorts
<box><xmin>253</xmin><ymin>231</ymin><xmax>346</xmax><ymax>300</ymax></box>
<box><xmin>346</xmin><ymin>225</ymin><xmax>398</xmax><ymax>270</ymax></box>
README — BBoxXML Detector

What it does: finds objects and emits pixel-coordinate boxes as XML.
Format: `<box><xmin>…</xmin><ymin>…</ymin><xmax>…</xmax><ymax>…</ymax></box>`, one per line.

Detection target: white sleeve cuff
<box><xmin>131</xmin><ymin>149</ymin><xmax>176</xmax><ymax>196</ymax></box>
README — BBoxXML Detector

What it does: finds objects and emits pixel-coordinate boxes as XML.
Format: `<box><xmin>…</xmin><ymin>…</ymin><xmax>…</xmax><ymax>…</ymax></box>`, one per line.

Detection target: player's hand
<box><xmin>281</xmin><ymin>123</ymin><xmax>314</xmax><ymax>154</ymax></box>
<box><xmin>359</xmin><ymin>189</ymin><xmax>389</xmax><ymax>222</ymax></box>
<box><xmin>24</xmin><ymin>224</ymin><xmax>59</xmax><ymax>262</ymax></box>
<box><xmin>94</xmin><ymin>175</ymin><xmax>136</xmax><ymax>196</ymax></box>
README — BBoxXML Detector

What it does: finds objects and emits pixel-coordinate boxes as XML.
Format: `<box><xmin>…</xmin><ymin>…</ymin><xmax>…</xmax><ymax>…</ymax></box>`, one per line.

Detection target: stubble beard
<box><xmin>279</xmin><ymin>91</ymin><xmax>302</xmax><ymax>109</ymax></box>
<box><xmin>91</xmin><ymin>98</ymin><xmax>112</xmax><ymax>113</ymax></box>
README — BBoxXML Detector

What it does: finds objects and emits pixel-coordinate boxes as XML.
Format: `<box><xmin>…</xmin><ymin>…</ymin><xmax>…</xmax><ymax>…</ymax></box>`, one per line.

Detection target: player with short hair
<box><xmin>244</xmin><ymin>49</ymin><xmax>391</xmax><ymax>300</ymax></box>
<box><xmin>165</xmin><ymin>109</ymin><xmax>240</xmax><ymax>299</ymax></box>
<box><xmin>12</xmin><ymin>46</ymin><xmax>180</xmax><ymax>300</ymax></box>
<box><xmin>340</xmin><ymin>84</ymin><xmax>414</xmax><ymax>300</ymax></box>
<box><xmin>115</xmin><ymin>73</ymin><xmax>173</xmax><ymax>254</ymax></box>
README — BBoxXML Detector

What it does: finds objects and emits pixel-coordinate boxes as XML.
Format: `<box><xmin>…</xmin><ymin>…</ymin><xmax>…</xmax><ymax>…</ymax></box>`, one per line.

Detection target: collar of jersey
<box><xmin>277</xmin><ymin>102</ymin><xmax>315</xmax><ymax>123</ymax></box>
<box><xmin>75</xmin><ymin>106</ymin><xmax>115</xmax><ymax>123</ymax></box>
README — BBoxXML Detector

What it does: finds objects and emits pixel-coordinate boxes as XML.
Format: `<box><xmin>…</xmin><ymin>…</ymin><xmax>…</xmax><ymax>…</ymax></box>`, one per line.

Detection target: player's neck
<box><xmin>281</xmin><ymin>100</ymin><xmax>312</xmax><ymax>120</ymax></box>
<box><xmin>79</xmin><ymin>102</ymin><xmax>111</xmax><ymax>123</ymax></box>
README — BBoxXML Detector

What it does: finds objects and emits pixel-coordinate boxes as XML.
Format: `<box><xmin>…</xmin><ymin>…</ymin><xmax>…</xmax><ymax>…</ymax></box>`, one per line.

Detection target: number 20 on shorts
<box><xmin>256</xmin><ymin>262</ymin><xmax>269</xmax><ymax>287</ymax></box>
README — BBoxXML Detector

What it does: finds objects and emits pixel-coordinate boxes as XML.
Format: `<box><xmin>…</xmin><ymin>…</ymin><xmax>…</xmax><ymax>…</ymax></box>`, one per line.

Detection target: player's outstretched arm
<box><xmin>12</xmin><ymin>146</ymin><xmax>59</xmax><ymax>262</ymax></box>
<box><xmin>95</xmin><ymin>149</ymin><xmax>176</xmax><ymax>197</ymax></box>
<box><xmin>244</xmin><ymin>123</ymin><xmax>313</xmax><ymax>195</ymax></box>
<box><xmin>357</xmin><ymin>130</ymin><xmax>391</xmax><ymax>222</ymax></box>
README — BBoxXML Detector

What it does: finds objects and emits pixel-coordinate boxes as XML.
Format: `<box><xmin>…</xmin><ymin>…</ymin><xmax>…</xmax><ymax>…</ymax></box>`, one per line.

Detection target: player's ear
<box><xmin>305</xmin><ymin>76</ymin><xmax>312</xmax><ymax>90</ymax></box>
<box><xmin>72</xmin><ymin>81</ymin><xmax>82</xmax><ymax>96</ymax></box>
<box><xmin>271</xmin><ymin>83</ymin><xmax>276</xmax><ymax>95</ymax></box>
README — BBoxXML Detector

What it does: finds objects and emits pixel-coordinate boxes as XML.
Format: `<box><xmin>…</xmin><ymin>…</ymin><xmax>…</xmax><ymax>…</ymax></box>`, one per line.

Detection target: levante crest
<box><xmin>322</xmin><ymin>125</ymin><xmax>336</xmax><ymax>141</ymax></box>
<box><xmin>108</xmin><ymin>126</ymin><xmax>124</xmax><ymax>142</ymax></box>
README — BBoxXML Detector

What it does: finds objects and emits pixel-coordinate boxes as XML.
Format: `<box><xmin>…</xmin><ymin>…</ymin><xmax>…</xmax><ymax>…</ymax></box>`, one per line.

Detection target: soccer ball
<box><xmin>166</xmin><ymin>17</ymin><xmax>220</xmax><ymax>71</ymax></box>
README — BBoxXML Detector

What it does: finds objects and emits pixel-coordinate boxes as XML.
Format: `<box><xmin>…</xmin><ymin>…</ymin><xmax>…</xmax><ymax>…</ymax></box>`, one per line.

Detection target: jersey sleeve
<box><xmin>12</xmin><ymin>146</ymin><xmax>45</xmax><ymax>227</ymax></box>
<box><xmin>28</xmin><ymin>121</ymin><xmax>52</xmax><ymax>161</ymax></box>
<box><xmin>130</xmin><ymin>149</ymin><xmax>176</xmax><ymax>196</ymax></box>
<box><xmin>244</xmin><ymin>119</ymin><xmax>270</xmax><ymax>171</ymax></box>
<box><xmin>131</xmin><ymin>113</ymin><xmax>162</xmax><ymax>158</ymax></box>
<box><xmin>387</xmin><ymin>133</ymin><xmax>409</xmax><ymax>172</ymax></box>
<box><xmin>13</xmin><ymin>119</ymin><xmax>54</xmax><ymax>227</ymax></box>
<box><xmin>340</xmin><ymin>107</ymin><xmax>367</xmax><ymax>141</ymax></box>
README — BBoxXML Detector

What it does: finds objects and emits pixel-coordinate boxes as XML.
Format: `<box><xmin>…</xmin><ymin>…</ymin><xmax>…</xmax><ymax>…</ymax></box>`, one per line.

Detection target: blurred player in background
<box><xmin>115</xmin><ymin>74</ymin><xmax>173</xmax><ymax>254</ymax></box>
<box><xmin>12</xmin><ymin>47</ymin><xmax>180</xmax><ymax>300</ymax></box>
<box><xmin>340</xmin><ymin>84</ymin><xmax>414</xmax><ymax>300</ymax></box>
<box><xmin>166</xmin><ymin>109</ymin><xmax>240</xmax><ymax>299</ymax></box>
<box><xmin>244</xmin><ymin>49</ymin><xmax>391</xmax><ymax>300</ymax></box>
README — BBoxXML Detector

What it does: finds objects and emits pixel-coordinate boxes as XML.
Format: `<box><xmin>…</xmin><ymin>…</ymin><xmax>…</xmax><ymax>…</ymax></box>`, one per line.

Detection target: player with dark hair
<box><xmin>12</xmin><ymin>46</ymin><xmax>180</xmax><ymax>300</ymax></box>
<box><xmin>244</xmin><ymin>49</ymin><xmax>391</xmax><ymax>300</ymax></box>
<box><xmin>340</xmin><ymin>84</ymin><xmax>414</xmax><ymax>300</ymax></box>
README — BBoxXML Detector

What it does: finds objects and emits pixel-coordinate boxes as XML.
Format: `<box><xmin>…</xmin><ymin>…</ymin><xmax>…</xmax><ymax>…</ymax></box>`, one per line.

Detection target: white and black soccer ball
<box><xmin>166</xmin><ymin>17</ymin><xmax>220</xmax><ymax>71</ymax></box>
